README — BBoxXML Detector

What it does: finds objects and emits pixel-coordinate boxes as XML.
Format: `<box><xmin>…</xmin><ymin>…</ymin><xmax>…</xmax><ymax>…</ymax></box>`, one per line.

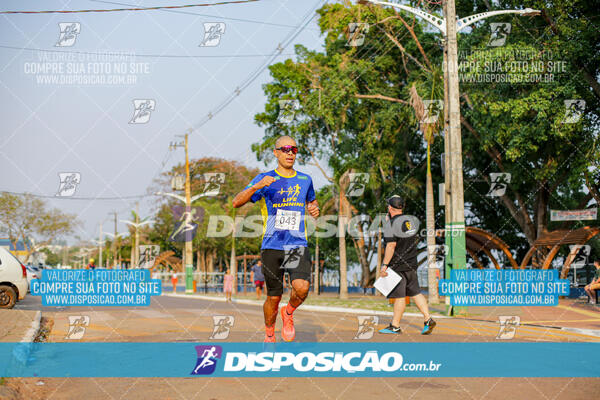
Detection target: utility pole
<box><xmin>167</xmin><ymin>132</ymin><xmax>195</xmax><ymax>293</ymax></box>
<box><xmin>99</xmin><ymin>222</ymin><xmax>103</xmax><ymax>268</ymax></box>
<box><xmin>230</xmin><ymin>206</ymin><xmax>237</xmax><ymax>295</ymax></box>
<box><xmin>135</xmin><ymin>202</ymin><xmax>140</xmax><ymax>267</ymax></box>
<box><xmin>112</xmin><ymin>211</ymin><xmax>118</xmax><ymax>268</ymax></box>
<box><xmin>443</xmin><ymin>0</ymin><xmax>467</xmax><ymax>314</ymax></box>
<box><xmin>183</xmin><ymin>133</ymin><xmax>194</xmax><ymax>293</ymax></box>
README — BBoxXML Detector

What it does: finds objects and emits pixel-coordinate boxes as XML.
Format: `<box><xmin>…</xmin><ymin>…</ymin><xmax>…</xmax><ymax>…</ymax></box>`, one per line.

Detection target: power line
<box><xmin>90</xmin><ymin>0</ymin><xmax>317</xmax><ymax>30</ymax></box>
<box><xmin>0</xmin><ymin>45</ymin><xmax>294</xmax><ymax>59</ymax></box>
<box><xmin>0</xmin><ymin>1</ymin><xmax>259</xmax><ymax>15</ymax></box>
<box><xmin>190</xmin><ymin>0</ymin><xmax>327</xmax><ymax>131</ymax></box>
<box><xmin>0</xmin><ymin>190</ymin><xmax>150</xmax><ymax>200</ymax></box>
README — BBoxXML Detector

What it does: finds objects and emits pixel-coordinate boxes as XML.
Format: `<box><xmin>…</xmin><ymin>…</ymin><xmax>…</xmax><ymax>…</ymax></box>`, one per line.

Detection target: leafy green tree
<box><xmin>150</xmin><ymin>158</ymin><xmax>262</xmax><ymax>273</ymax></box>
<box><xmin>0</xmin><ymin>193</ymin><xmax>79</xmax><ymax>263</ymax></box>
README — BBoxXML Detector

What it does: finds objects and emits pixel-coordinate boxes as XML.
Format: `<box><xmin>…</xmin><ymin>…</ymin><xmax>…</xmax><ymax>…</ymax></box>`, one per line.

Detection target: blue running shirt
<box><xmin>245</xmin><ymin>169</ymin><xmax>316</xmax><ymax>250</ymax></box>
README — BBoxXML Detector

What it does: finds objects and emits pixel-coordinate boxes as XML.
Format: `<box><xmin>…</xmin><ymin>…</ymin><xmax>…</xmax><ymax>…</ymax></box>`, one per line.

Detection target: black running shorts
<box><xmin>261</xmin><ymin>247</ymin><xmax>311</xmax><ymax>296</ymax></box>
<box><xmin>386</xmin><ymin>269</ymin><xmax>422</xmax><ymax>298</ymax></box>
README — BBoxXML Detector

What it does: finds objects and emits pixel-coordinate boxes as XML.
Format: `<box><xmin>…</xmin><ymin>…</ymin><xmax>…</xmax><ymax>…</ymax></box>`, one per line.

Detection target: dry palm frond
<box><xmin>409</xmin><ymin>84</ymin><xmax>438</xmax><ymax>144</ymax></box>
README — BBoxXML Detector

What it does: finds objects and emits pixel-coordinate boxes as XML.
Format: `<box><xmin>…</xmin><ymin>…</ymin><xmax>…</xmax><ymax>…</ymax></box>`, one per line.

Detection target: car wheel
<box><xmin>0</xmin><ymin>285</ymin><xmax>17</xmax><ymax>309</ymax></box>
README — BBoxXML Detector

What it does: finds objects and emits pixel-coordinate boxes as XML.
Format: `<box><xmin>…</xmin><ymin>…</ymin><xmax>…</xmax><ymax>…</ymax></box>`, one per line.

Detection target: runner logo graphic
<box><xmin>563</xmin><ymin>99</ymin><xmax>585</xmax><ymax>124</ymax></box>
<box><xmin>56</xmin><ymin>172</ymin><xmax>81</xmax><ymax>197</ymax></box>
<box><xmin>277</xmin><ymin>99</ymin><xmax>300</xmax><ymax>124</ymax></box>
<box><xmin>203</xmin><ymin>173</ymin><xmax>225</xmax><ymax>196</ymax></box>
<box><xmin>421</xmin><ymin>100</ymin><xmax>443</xmax><ymax>124</ymax></box>
<box><xmin>281</xmin><ymin>246</ymin><xmax>305</xmax><ymax>270</ymax></box>
<box><xmin>199</xmin><ymin>22</ymin><xmax>226</xmax><ymax>47</ymax></box>
<box><xmin>129</xmin><ymin>99</ymin><xmax>156</xmax><ymax>124</ymax></box>
<box><xmin>138</xmin><ymin>245</ymin><xmax>160</xmax><ymax>269</ymax></box>
<box><xmin>347</xmin><ymin>173</ymin><xmax>370</xmax><ymax>197</ymax></box>
<box><xmin>169</xmin><ymin>206</ymin><xmax>204</xmax><ymax>242</ymax></box>
<box><xmin>354</xmin><ymin>316</ymin><xmax>378</xmax><ymax>339</ymax></box>
<box><xmin>65</xmin><ymin>315</ymin><xmax>90</xmax><ymax>339</ymax></box>
<box><xmin>488</xmin><ymin>23</ymin><xmax>511</xmax><ymax>47</ymax></box>
<box><xmin>346</xmin><ymin>23</ymin><xmax>369</xmax><ymax>47</ymax></box>
<box><xmin>210</xmin><ymin>315</ymin><xmax>234</xmax><ymax>339</ymax></box>
<box><xmin>191</xmin><ymin>345</ymin><xmax>222</xmax><ymax>375</ymax></box>
<box><xmin>55</xmin><ymin>23</ymin><xmax>81</xmax><ymax>47</ymax></box>
<box><xmin>486</xmin><ymin>173</ymin><xmax>511</xmax><ymax>197</ymax></box>
<box><xmin>570</xmin><ymin>245</ymin><xmax>591</xmax><ymax>268</ymax></box>
<box><xmin>496</xmin><ymin>316</ymin><xmax>520</xmax><ymax>339</ymax></box>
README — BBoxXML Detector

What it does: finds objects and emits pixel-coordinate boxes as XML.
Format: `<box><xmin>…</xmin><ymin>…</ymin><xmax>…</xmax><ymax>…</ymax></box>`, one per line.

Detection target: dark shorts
<box><xmin>386</xmin><ymin>269</ymin><xmax>421</xmax><ymax>299</ymax></box>
<box><xmin>261</xmin><ymin>247</ymin><xmax>311</xmax><ymax>296</ymax></box>
<box><xmin>254</xmin><ymin>280</ymin><xmax>265</xmax><ymax>289</ymax></box>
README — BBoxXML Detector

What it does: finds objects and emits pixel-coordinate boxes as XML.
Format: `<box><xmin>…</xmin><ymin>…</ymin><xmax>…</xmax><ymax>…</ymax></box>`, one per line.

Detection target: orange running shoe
<box><xmin>280</xmin><ymin>307</ymin><xmax>295</xmax><ymax>342</ymax></box>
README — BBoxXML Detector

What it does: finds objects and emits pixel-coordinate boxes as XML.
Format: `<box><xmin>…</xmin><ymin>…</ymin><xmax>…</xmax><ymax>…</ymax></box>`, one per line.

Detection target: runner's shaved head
<box><xmin>275</xmin><ymin>135</ymin><xmax>296</xmax><ymax>148</ymax></box>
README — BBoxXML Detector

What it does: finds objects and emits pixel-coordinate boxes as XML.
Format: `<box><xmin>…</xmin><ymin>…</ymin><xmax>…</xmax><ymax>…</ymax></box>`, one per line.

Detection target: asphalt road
<box><xmin>6</xmin><ymin>294</ymin><xmax>600</xmax><ymax>399</ymax></box>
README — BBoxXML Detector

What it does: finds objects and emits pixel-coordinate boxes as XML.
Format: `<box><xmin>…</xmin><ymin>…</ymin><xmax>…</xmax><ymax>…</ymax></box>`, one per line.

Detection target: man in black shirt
<box><xmin>379</xmin><ymin>195</ymin><xmax>436</xmax><ymax>335</ymax></box>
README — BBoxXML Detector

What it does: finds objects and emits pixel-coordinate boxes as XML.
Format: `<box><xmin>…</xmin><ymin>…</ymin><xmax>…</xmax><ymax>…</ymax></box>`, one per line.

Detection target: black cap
<box><xmin>387</xmin><ymin>195</ymin><xmax>405</xmax><ymax>209</ymax></box>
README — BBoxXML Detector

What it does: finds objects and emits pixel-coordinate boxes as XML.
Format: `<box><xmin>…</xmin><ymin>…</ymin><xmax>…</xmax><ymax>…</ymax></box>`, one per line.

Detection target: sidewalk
<box><xmin>0</xmin><ymin>310</ymin><xmax>41</xmax><ymax>342</ymax></box>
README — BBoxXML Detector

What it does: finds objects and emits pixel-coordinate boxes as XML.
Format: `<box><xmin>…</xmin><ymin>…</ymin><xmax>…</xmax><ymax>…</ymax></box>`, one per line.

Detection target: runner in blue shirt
<box><xmin>233</xmin><ymin>135</ymin><xmax>319</xmax><ymax>343</ymax></box>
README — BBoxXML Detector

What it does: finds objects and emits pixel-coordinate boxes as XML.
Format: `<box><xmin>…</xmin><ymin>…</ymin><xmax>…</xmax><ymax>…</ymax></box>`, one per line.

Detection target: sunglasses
<box><xmin>275</xmin><ymin>145</ymin><xmax>298</xmax><ymax>154</ymax></box>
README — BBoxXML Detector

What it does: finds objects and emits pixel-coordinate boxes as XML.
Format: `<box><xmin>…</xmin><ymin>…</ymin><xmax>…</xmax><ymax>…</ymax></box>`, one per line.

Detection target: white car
<box><xmin>0</xmin><ymin>247</ymin><xmax>28</xmax><ymax>308</ymax></box>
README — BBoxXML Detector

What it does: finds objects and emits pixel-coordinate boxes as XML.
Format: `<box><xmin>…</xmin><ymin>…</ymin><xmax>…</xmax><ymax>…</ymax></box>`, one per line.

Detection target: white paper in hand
<box><xmin>374</xmin><ymin>268</ymin><xmax>402</xmax><ymax>297</ymax></box>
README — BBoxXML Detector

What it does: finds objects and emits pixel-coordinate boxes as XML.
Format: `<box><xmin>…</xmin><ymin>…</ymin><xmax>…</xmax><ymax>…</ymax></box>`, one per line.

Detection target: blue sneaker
<box><xmin>421</xmin><ymin>318</ymin><xmax>436</xmax><ymax>335</ymax></box>
<box><xmin>379</xmin><ymin>324</ymin><xmax>402</xmax><ymax>334</ymax></box>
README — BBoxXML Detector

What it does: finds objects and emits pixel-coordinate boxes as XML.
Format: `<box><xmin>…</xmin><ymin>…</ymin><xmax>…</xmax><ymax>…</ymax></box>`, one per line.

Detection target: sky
<box><xmin>0</xmin><ymin>0</ymin><xmax>334</xmax><ymax>243</ymax></box>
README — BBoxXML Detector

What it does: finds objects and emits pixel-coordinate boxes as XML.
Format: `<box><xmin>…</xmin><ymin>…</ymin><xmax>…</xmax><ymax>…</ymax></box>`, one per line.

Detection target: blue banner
<box><xmin>30</xmin><ymin>269</ymin><xmax>161</xmax><ymax>306</ymax></box>
<box><xmin>1</xmin><ymin>342</ymin><xmax>598</xmax><ymax>377</ymax></box>
<box><xmin>439</xmin><ymin>269</ymin><xmax>570</xmax><ymax>306</ymax></box>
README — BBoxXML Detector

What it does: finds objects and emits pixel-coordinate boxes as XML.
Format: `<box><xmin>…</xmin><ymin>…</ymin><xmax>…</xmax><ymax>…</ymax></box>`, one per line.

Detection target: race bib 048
<box><xmin>274</xmin><ymin>209</ymin><xmax>301</xmax><ymax>231</ymax></box>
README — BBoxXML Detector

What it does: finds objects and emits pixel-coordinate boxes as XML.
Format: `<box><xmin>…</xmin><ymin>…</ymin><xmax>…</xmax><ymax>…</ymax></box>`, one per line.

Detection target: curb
<box><xmin>12</xmin><ymin>310</ymin><xmax>42</xmax><ymax>365</ymax></box>
<box><xmin>560</xmin><ymin>327</ymin><xmax>600</xmax><ymax>337</ymax></box>
<box><xmin>162</xmin><ymin>293</ymin><xmax>451</xmax><ymax>319</ymax></box>
<box><xmin>20</xmin><ymin>310</ymin><xmax>42</xmax><ymax>343</ymax></box>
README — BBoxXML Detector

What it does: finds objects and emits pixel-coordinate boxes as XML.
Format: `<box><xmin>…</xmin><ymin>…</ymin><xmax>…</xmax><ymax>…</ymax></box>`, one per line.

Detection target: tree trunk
<box><xmin>314</xmin><ymin>238</ymin><xmax>320</xmax><ymax>294</ymax></box>
<box><xmin>338</xmin><ymin>187</ymin><xmax>348</xmax><ymax>299</ymax></box>
<box><xmin>207</xmin><ymin>248</ymin><xmax>215</xmax><ymax>273</ymax></box>
<box><xmin>197</xmin><ymin>249</ymin><xmax>204</xmax><ymax>275</ymax></box>
<box><xmin>353</xmin><ymin>221</ymin><xmax>375</xmax><ymax>287</ymax></box>
<box><xmin>230</xmin><ymin>240</ymin><xmax>236</xmax><ymax>294</ymax></box>
<box><xmin>243</xmin><ymin>252</ymin><xmax>247</xmax><ymax>294</ymax></box>
<box><xmin>426</xmin><ymin>142</ymin><xmax>440</xmax><ymax>303</ymax></box>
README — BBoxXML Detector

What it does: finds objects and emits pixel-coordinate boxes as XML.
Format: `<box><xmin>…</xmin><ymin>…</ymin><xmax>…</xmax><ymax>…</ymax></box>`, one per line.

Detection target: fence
<box><xmin>154</xmin><ymin>265</ymin><xmax>436</xmax><ymax>294</ymax></box>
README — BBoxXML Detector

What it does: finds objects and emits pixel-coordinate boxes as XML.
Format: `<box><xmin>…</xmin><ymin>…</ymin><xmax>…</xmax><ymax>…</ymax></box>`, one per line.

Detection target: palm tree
<box><xmin>409</xmin><ymin>81</ymin><xmax>442</xmax><ymax>304</ymax></box>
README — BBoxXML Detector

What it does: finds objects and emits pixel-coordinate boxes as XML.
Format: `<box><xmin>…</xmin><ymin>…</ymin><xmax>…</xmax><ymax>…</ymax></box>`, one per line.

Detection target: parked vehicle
<box><xmin>0</xmin><ymin>247</ymin><xmax>28</xmax><ymax>308</ymax></box>
<box><xmin>25</xmin><ymin>265</ymin><xmax>41</xmax><ymax>291</ymax></box>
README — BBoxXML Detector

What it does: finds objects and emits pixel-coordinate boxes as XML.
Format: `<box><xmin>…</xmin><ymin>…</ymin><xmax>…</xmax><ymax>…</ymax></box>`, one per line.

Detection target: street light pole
<box><xmin>105</xmin><ymin>231</ymin><xmax>125</xmax><ymax>269</ymax></box>
<box><xmin>183</xmin><ymin>133</ymin><xmax>194</xmax><ymax>293</ymax></box>
<box><xmin>168</xmin><ymin>132</ymin><xmax>195</xmax><ymax>293</ymax></box>
<box><xmin>112</xmin><ymin>211</ymin><xmax>118</xmax><ymax>268</ymax></box>
<box><xmin>121</xmin><ymin>217</ymin><xmax>154</xmax><ymax>269</ymax></box>
<box><xmin>443</xmin><ymin>0</ymin><xmax>467</xmax><ymax>310</ymax></box>
<box><xmin>99</xmin><ymin>222</ymin><xmax>103</xmax><ymax>268</ymax></box>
